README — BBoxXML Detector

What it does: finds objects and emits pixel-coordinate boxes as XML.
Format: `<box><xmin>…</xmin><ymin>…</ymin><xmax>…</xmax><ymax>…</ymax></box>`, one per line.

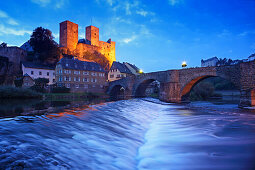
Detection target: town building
<box><xmin>21</xmin><ymin>62</ymin><xmax>56</xmax><ymax>85</ymax></box>
<box><xmin>22</xmin><ymin>73</ymin><xmax>35</xmax><ymax>87</ymax></box>
<box><xmin>201</xmin><ymin>57</ymin><xmax>219</xmax><ymax>67</ymax></box>
<box><xmin>108</xmin><ymin>61</ymin><xmax>140</xmax><ymax>82</ymax></box>
<box><xmin>55</xmin><ymin>57</ymin><xmax>106</xmax><ymax>93</ymax></box>
<box><xmin>248</xmin><ymin>54</ymin><xmax>255</xmax><ymax>61</ymax></box>
<box><xmin>59</xmin><ymin>20</ymin><xmax>116</xmax><ymax>67</ymax></box>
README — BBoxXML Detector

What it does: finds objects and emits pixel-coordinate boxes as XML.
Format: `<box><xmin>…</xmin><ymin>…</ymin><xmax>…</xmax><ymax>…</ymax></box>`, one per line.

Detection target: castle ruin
<box><xmin>59</xmin><ymin>20</ymin><xmax>116</xmax><ymax>67</ymax></box>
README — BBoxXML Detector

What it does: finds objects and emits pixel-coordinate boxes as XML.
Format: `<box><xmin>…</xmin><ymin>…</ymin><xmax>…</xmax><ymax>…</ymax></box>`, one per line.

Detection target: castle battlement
<box><xmin>59</xmin><ymin>20</ymin><xmax>116</xmax><ymax>67</ymax></box>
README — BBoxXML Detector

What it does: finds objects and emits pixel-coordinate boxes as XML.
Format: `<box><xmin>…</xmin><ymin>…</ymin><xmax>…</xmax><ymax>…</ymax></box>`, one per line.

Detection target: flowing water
<box><xmin>0</xmin><ymin>98</ymin><xmax>255</xmax><ymax>170</ymax></box>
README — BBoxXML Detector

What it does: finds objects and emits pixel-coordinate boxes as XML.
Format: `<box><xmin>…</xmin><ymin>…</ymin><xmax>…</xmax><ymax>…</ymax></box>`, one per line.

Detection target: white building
<box><xmin>248</xmin><ymin>54</ymin><xmax>255</xmax><ymax>61</ymax></box>
<box><xmin>22</xmin><ymin>62</ymin><xmax>55</xmax><ymax>84</ymax></box>
<box><xmin>201</xmin><ymin>57</ymin><xmax>219</xmax><ymax>67</ymax></box>
<box><xmin>108</xmin><ymin>61</ymin><xmax>140</xmax><ymax>82</ymax></box>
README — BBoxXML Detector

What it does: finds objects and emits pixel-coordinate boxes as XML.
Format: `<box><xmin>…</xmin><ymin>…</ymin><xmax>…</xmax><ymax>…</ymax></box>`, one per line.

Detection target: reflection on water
<box><xmin>0</xmin><ymin>98</ymin><xmax>255</xmax><ymax>169</ymax></box>
<box><xmin>0</xmin><ymin>99</ymin><xmax>106</xmax><ymax>118</ymax></box>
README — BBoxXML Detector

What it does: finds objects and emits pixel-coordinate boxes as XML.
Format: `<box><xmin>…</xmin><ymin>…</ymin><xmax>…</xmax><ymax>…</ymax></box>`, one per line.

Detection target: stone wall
<box><xmin>59</xmin><ymin>21</ymin><xmax>78</xmax><ymax>51</ymax></box>
<box><xmin>59</xmin><ymin>20</ymin><xmax>116</xmax><ymax>67</ymax></box>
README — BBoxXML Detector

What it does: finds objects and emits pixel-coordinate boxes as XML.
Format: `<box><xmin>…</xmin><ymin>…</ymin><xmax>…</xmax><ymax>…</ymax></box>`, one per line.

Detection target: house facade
<box><xmin>22</xmin><ymin>62</ymin><xmax>55</xmax><ymax>85</ymax></box>
<box><xmin>55</xmin><ymin>57</ymin><xmax>106</xmax><ymax>93</ymax></box>
<box><xmin>201</xmin><ymin>57</ymin><xmax>219</xmax><ymax>67</ymax></box>
<box><xmin>108</xmin><ymin>61</ymin><xmax>140</xmax><ymax>82</ymax></box>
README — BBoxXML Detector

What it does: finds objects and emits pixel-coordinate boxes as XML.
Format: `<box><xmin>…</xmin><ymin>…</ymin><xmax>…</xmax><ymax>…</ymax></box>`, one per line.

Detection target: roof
<box><xmin>57</xmin><ymin>57</ymin><xmax>105</xmax><ymax>72</ymax></box>
<box><xmin>22</xmin><ymin>61</ymin><xmax>55</xmax><ymax>70</ymax></box>
<box><xmin>124</xmin><ymin>62</ymin><xmax>140</xmax><ymax>72</ymax></box>
<box><xmin>110</xmin><ymin>61</ymin><xmax>132</xmax><ymax>74</ymax></box>
<box><xmin>201</xmin><ymin>57</ymin><xmax>218</xmax><ymax>62</ymax></box>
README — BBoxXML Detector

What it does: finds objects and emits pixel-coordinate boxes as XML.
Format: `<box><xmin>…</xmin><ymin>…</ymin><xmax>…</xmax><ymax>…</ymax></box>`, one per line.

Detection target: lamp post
<box><xmin>182</xmin><ymin>61</ymin><xmax>187</xmax><ymax>68</ymax></box>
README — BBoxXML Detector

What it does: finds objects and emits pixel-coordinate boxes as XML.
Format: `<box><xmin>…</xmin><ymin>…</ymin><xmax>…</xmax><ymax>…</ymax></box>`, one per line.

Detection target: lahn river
<box><xmin>0</xmin><ymin>98</ymin><xmax>255</xmax><ymax>169</ymax></box>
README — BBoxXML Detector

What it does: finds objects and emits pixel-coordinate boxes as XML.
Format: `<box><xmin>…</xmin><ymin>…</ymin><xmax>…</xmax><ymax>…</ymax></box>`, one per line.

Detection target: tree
<box><xmin>29</xmin><ymin>27</ymin><xmax>59</xmax><ymax>64</ymax></box>
<box><xmin>34</xmin><ymin>78</ymin><xmax>49</xmax><ymax>88</ymax></box>
<box><xmin>82</xmin><ymin>51</ymin><xmax>110</xmax><ymax>71</ymax></box>
<box><xmin>0</xmin><ymin>42</ymin><xmax>7</xmax><ymax>48</ymax></box>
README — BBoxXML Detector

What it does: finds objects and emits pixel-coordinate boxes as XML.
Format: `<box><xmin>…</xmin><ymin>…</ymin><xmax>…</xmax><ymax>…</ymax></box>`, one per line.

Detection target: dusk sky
<box><xmin>0</xmin><ymin>0</ymin><xmax>254</xmax><ymax>72</ymax></box>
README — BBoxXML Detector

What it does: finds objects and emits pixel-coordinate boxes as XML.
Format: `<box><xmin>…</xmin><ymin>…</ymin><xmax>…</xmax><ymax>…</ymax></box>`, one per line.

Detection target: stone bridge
<box><xmin>107</xmin><ymin>61</ymin><xmax>255</xmax><ymax>107</ymax></box>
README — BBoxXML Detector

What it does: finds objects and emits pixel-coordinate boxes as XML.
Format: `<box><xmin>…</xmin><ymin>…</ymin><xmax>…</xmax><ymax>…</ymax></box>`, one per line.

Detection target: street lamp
<box><xmin>182</xmin><ymin>61</ymin><xmax>187</xmax><ymax>68</ymax></box>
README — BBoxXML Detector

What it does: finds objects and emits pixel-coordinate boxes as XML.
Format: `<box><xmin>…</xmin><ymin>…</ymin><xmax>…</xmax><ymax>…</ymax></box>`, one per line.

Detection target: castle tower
<box><xmin>59</xmin><ymin>20</ymin><xmax>78</xmax><ymax>51</ymax></box>
<box><xmin>86</xmin><ymin>26</ymin><xmax>99</xmax><ymax>46</ymax></box>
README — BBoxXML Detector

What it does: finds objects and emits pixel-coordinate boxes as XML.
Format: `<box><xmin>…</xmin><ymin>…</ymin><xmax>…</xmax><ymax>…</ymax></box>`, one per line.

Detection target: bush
<box><xmin>30</xmin><ymin>85</ymin><xmax>46</xmax><ymax>93</ymax></box>
<box><xmin>0</xmin><ymin>86</ymin><xmax>42</xmax><ymax>99</ymax></box>
<box><xmin>52</xmin><ymin>86</ymin><xmax>70</xmax><ymax>93</ymax></box>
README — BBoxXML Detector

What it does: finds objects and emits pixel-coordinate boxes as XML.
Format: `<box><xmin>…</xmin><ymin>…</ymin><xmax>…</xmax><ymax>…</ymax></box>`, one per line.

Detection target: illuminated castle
<box><xmin>59</xmin><ymin>20</ymin><xmax>116</xmax><ymax>67</ymax></box>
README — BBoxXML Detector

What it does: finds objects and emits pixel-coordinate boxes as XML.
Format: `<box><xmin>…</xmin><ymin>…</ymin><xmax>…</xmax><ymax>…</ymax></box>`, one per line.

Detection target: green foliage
<box><xmin>0</xmin><ymin>86</ymin><xmax>42</xmax><ymax>99</ymax></box>
<box><xmin>29</xmin><ymin>27</ymin><xmax>59</xmax><ymax>64</ymax></box>
<box><xmin>82</xmin><ymin>51</ymin><xmax>110</xmax><ymax>71</ymax></box>
<box><xmin>52</xmin><ymin>86</ymin><xmax>70</xmax><ymax>93</ymax></box>
<box><xmin>190</xmin><ymin>82</ymin><xmax>214</xmax><ymax>100</ymax></box>
<box><xmin>14</xmin><ymin>78</ymin><xmax>23</xmax><ymax>87</ymax></box>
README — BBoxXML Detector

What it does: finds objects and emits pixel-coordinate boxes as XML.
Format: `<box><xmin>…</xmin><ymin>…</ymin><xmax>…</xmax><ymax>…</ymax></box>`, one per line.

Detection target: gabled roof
<box><xmin>22</xmin><ymin>61</ymin><xmax>55</xmax><ymax>70</ymax></box>
<box><xmin>57</xmin><ymin>57</ymin><xmax>105</xmax><ymax>72</ymax></box>
<box><xmin>124</xmin><ymin>62</ymin><xmax>140</xmax><ymax>72</ymax></box>
<box><xmin>110</xmin><ymin>61</ymin><xmax>132</xmax><ymax>74</ymax></box>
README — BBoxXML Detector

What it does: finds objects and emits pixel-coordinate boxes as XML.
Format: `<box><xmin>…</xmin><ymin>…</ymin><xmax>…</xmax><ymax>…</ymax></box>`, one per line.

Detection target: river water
<box><xmin>0</xmin><ymin>98</ymin><xmax>255</xmax><ymax>169</ymax></box>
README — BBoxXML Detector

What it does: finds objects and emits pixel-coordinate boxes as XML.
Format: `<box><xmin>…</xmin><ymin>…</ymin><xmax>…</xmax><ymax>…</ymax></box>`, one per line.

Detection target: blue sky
<box><xmin>0</xmin><ymin>0</ymin><xmax>254</xmax><ymax>72</ymax></box>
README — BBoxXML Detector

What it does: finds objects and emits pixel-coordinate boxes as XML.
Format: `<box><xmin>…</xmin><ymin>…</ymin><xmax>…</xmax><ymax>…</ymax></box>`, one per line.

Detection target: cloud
<box><xmin>0</xmin><ymin>10</ymin><xmax>19</xmax><ymax>25</ymax></box>
<box><xmin>217</xmin><ymin>29</ymin><xmax>231</xmax><ymax>38</ymax></box>
<box><xmin>0</xmin><ymin>10</ymin><xmax>8</xmax><ymax>18</ymax></box>
<box><xmin>121</xmin><ymin>35</ymin><xmax>137</xmax><ymax>44</ymax></box>
<box><xmin>7</xmin><ymin>18</ymin><xmax>19</xmax><ymax>25</ymax></box>
<box><xmin>169</xmin><ymin>0</ymin><xmax>182</xmax><ymax>6</ymax></box>
<box><xmin>31</xmin><ymin>0</ymin><xmax>67</xmax><ymax>8</ymax></box>
<box><xmin>52</xmin><ymin>33</ymin><xmax>59</xmax><ymax>39</ymax></box>
<box><xmin>0</xmin><ymin>24</ymin><xmax>32</xmax><ymax>36</ymax></box>
<box><xmin>31</xmin><ymin>0</ymin><xmax>51</xmax><ymax>7</ymax></box>
<box><xmin>136</xmin><ymin>9</ymin><xmax>154</xmax><ymax>17</ymax></box>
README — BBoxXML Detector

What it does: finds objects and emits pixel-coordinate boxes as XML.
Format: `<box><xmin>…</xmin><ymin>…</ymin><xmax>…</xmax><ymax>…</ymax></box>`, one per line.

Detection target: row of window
<box><xmin>64</xmin><ymin>84</ymin><xmax>104</xmax><ymax>89</ymax></box>
<box><xmin>59</xmin><ymin>69</ymin><xmax>104</xmax><ymax>77</ymax></box>
<box><xmin>109</xmin><ymin>74</ymin><xmax>126</xmax><ymax>78</ymax></box>
<box><xmin>64</xmin><ymin>64</ymin><xmax>102</xmax><ymax>71</ymax></box>
<box><xmin>59</xmin><ymin>76</ymin><xmax>98</xmax><ymax>83</ymax></box>
<box><xmin>30</xmin><ymin>71</ymin><xmax>54</xmax><ymax>76</ymax></box>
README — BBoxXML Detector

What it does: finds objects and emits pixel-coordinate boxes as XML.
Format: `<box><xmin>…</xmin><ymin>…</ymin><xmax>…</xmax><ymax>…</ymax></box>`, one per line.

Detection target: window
<box><xmin>65</xmin><ymin>76</ymin><xmax>70</xmax><ymax>81</ymax></box>
<box><xmin>31</xmin><ymin>71</ymin><xmax>34</xmax><ymax>75</ymax></box>
<box><xmin>100</xmin><ymin>85</ymin><xmax>103</xmax><ymax>88</ymax></box>
<box><xmin>84</xmin><ymin>84</ymin><xmax>88</xmax><ymax>88</ymax></box>
<box><xmin>92</xmin><ymin>85</ymin><xmax>95</xmax><ymax>88</ymax></box>
<box><xmin>110</xmin><ymin>75</ymin><xmax>114</xmax><ymax>78</ymax></box>
<box><xmin>94</xmin><ymin>78</ymin><xmax>97</xmax><ymax>82</ymax></box>
<box><xmin>74</xmin><ymin>71</ymin><xmax>80</xmax><ymax>75</ymax></box>
<box><xmin>39</xmin><ymin>71</ymin><xmax>42</xmax><ymax>75</ymax></box>
<box><xmin>59</xmin><ymin>69</ymin><xmax>62</xmax><ymax>74</ymax></box>
<box><xmin>53</xmin><ymin>72</ymin><xmax>55</xmax><ymax>76</ymax></box>
<box><xmin>47</xmin><ymin>72</ymin><xmax>49</xmax><ymax>76</ymax></box>
<box><xmin>83</xmin><ymin>71</ymin><xmax>89</xmax><ymax>75</ymax></box>
<box><xmin>75</xmin><ymin>84</ymin><xmax>79</xmax><ymax>88</ymax></box>
<box><xmin>83</xmin><ymin>78</ymin><xmax>88</xmax><ymax>82</ymax></box>
<box><xmin>59</xmin><ymin>76</ymin><xmax>62</xmax><ymax>82</ymax></box>
<box><xmin>53</xmin><ymin>79</ymin><xmax>55</xmax><ymax>82</ymax></box>
<box><xmin>66</xmin><ymin>64</ymin><xmax>69</xmax><ymax>67</ymax></box>
<box><xmin>65</xmin><ymin>84</ymin><xmax>70</xmax><ymax>88</ymax></box>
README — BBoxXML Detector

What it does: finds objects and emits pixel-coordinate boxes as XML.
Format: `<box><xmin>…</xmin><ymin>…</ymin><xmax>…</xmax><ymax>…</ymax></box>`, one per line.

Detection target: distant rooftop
<box><xmin>110</xmin><ymin>61</ymin><xmax>133</xmax><ymax>74</ymax></box>
<box><xmin>58</xmin><ymin>57</ymin><xmax>105</xmax><ymax>72</ymax></box>
<box><xmin>22</xmin><ymin>61</ymin><xmax>55</xmax><ymax>70</ymax></box>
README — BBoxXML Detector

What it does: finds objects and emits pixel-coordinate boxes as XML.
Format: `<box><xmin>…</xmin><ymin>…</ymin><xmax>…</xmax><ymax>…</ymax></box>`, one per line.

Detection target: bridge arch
<box><xmin>180</xmin><ymin>75</ymin><xmax>240</xmax><ymax>101</ymax></box>
<box><xmin>133</xmin><ymin>79</ymin><xmax>160</xmax><ymax>97</ymax></box>
<box><xmin>109</xmin><ymin>84</ymin><xmax>126</xmax><ymax>100</ymax></box>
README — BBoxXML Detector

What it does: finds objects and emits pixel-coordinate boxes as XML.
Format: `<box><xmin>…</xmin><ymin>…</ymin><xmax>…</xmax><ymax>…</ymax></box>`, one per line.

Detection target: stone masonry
<box><xmin>59</xmin><ymin>20</ymin><xmax>116</xmax><ymax>67</ymax></box>
<box><xmin>108</xmin><ymin>61</ymin><xmax>255</xmax><ymax>107</ymax></box>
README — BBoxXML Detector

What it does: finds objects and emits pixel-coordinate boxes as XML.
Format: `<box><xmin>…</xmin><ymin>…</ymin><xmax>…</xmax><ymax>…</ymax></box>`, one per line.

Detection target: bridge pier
<box><xmin>239</xmin><ymin>89</ymin><xmax>255</xmax><ymax>107</ymax></box>
<box><xmin>159</xmin><ymin>82</ymin><xmax>182</xmax><ymax>103</ymax></box>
